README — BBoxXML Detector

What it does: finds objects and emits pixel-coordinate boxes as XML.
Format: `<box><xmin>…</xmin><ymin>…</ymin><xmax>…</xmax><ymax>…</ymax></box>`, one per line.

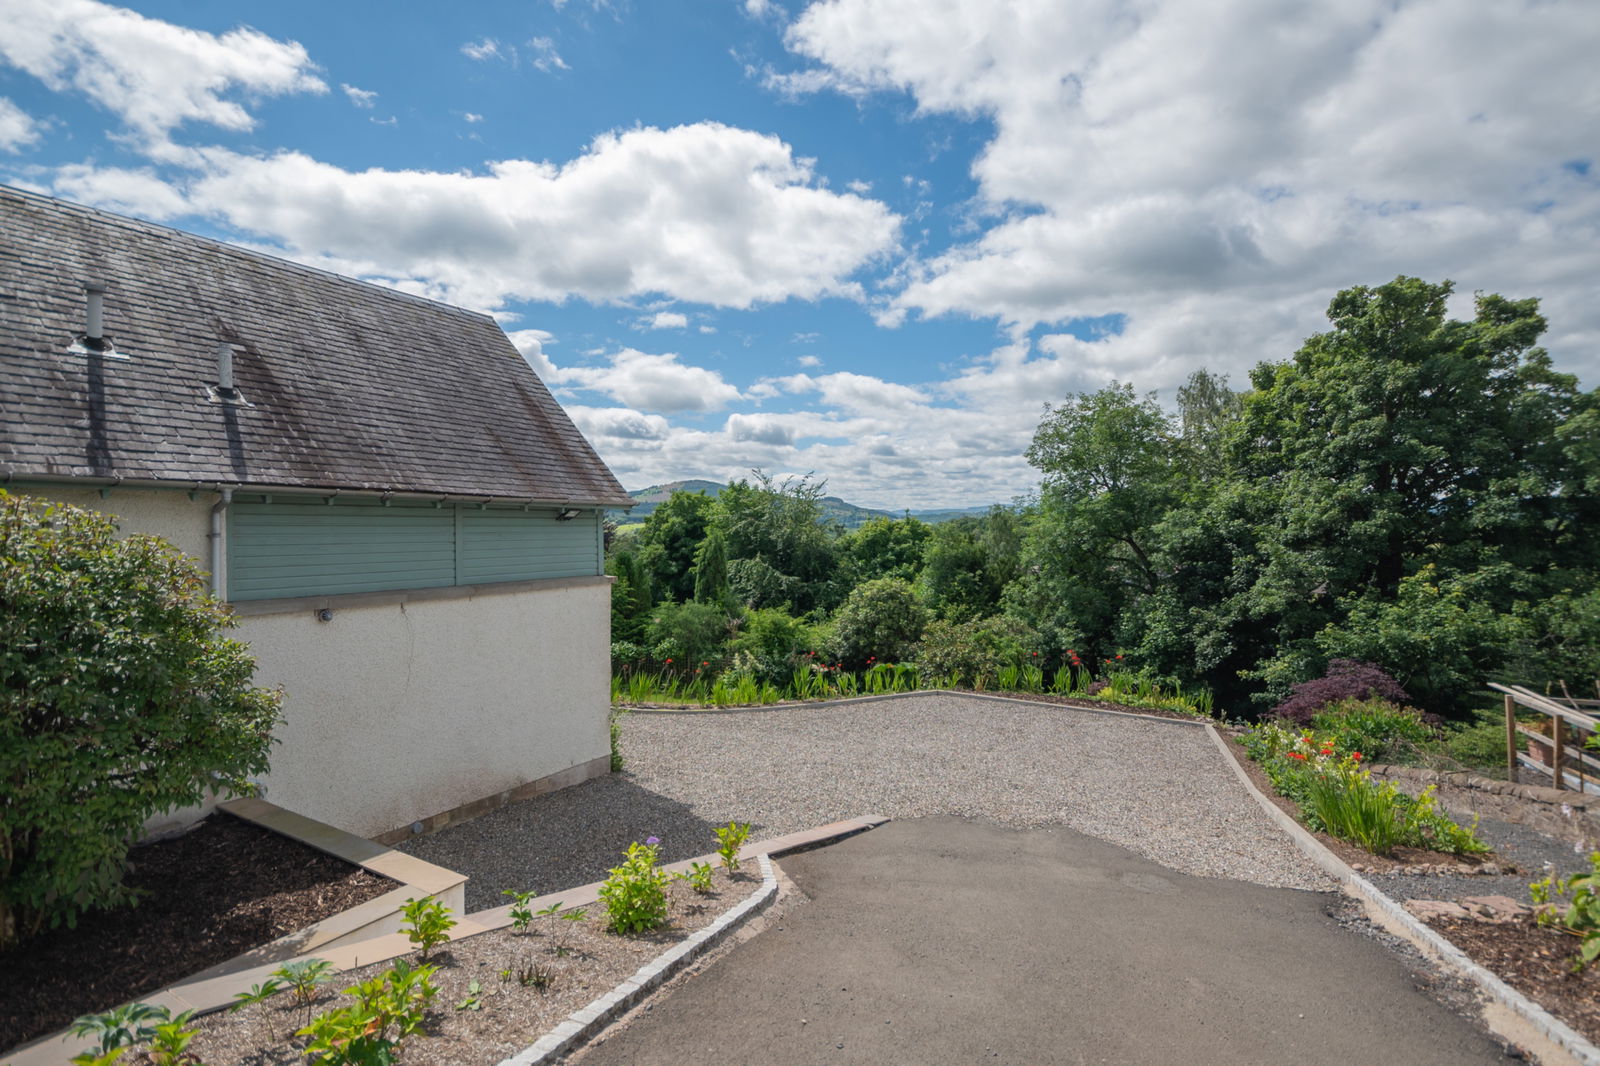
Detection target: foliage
<box><xmin>1531</xmin><ymin>851</ymin><xmax>1600</xmax><ymax>971</ymax></box>
<box><xmin>678</xmin><ymin>860</ymin><xmax>716</xmax><ymax>894</ymax></box>
<box><xmin>645</xmin><ymin>601</ymin><xmax>734</xmax><ymax>668</ymax></box>
<box><xmin>1270</xmin><ymin>660</ymin><xmax>1411</xmax><ymax>726</ymax></box>
<box><xmin>713</xmin><ymin>821</ymin><xmax>752</xmax><ymax>873</ymax></box>
<box><xmin>828</xmin><ymin>577</ymin><xmax>927</xmax><ymax>670</ymax></box>
<box><xmin>609</xmin><ymin>706</ymin><xmax>628</xmax><ymax>772</ymax></box>
<box><xmin>633</xmin><ymin>490</ymin><xmax>715</xmax><ymax>604</ymax></box>
<box><xmin>729</xmin><ymin>607</ymin><xmax>817</xmax><ymax>686</ymax></box>
<box><xmin>692</xmin><ymin>528</ymin><xmax>734</xmax><ymax>610</ymax></box>
<box><xmin>399</xmin><ymin>897</ymin><xmax>456</xmax><ymax>960</ymax></box>
<box><xmin>146</xmin><ymin>1010</ymin><xmax>201</xmax><ymax>1066</ymax></box>
<box><xmin>0</xmin><ymin>492</ymin><xmax>283</xmax><ymax>946</ymax></box>
<box><xmin>839</xmin><ymin>516</ymin><xmax>930</xmax><ymax>585</ymax></box>
<box><xmin>713</xmin><ymin>473</ymin><xmax>840</xmax><ymax>613</ymax></box>
<box><xmin>503</xmin><ymin>888</ymin><xmax>537</xmax><ymax>933</ymax></box>
<box><xmin>915</xmin><ymin>615</ymin><xmax>1036</xmax><ymax>689</ymax></box>
<box><xmin>598</xmin><ymin>839</ymin><xmax>670</xmax><ymax>934</ymax></box>
<box><xmin>299</xmin><ymin>958</ymin><xmax>438</xmax><ymax>1066</ymax></box>
<box><xmin>68</xmin><ymin>1002</ymin><xmax>172</xmax><ymax>1054</ymax></box>
<box><xmin>1307</xmin><ymin>699</ymin><xmax>1436</xmax><ymax>765</ymax></box>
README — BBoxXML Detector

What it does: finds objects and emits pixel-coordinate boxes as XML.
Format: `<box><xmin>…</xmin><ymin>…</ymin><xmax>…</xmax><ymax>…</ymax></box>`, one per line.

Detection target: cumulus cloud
<box><xmin>0</xmin><ymin>0</ymin><xmax>325</xmax><ymax>149</ymax></box>
<box><xmin>781</xmin><ymin>0</ymin><xmax>1600</xmax><ymax>375</ymax></box>
<box><xmin>0</xmin><ymin>97</ymin><xmax>39</xmax><ymax>151</ymax></box>
<box><xmin>646</xmin><ymin>311</ymin><xmax>688</xmax><ymax>330</ymax></box>
<box><xmin>547</xmin><ymin>348</ymin><xmax>743</xmax><ymax>413</ymax></box>
<box><xmin>174</xmin><ymin>122</ymin><xmax>898</xmax><ymax>310</ymax></box>
<box><xmin>50</xmin><ymin>163</ymin><xmax>192</xmax><ymax>219</ymax></box>
<box><xmin>796</xmin><ymin>354</ymin><xmax>822</xmax><ymax>367</ymax></box>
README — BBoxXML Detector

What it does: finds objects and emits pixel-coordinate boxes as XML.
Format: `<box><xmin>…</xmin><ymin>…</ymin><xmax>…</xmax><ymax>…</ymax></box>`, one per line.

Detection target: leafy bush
<box><xmin>299</xmin><ymin>958</ymin><xmax>438</xmax><ymax>1065</ymax></box>
<box><xmin>827</xmin><ymin>578</ymin><xmax>926</xmax><ymax>670</ymax></box>
<box><xmin>0</xmin><ymin>492</ymin><xmax>282</xmax><ymax>947</ymax></box>
<box><xmin>915</xmin><ymin>615</ymin><xmax>1035</xmax><ymax>688</ymax></box>
<box><xmin>598</xmin><ymin>839</ymin><xmax>670</xmax><ymax>934</ymax></box>
<box><xmin>728</xmin><ymin>607</ymin><xmax>816</xmax><ymax>685</ymax></box>
<box><xmin>1439</xmin><ymin>713</ymin><xmax>1511</xmax><ymax>771</ymax></box>
<box><xmin>1308</xmin><ymin>698</ymin><xmax>1436</xmax><ymax>765</ymax></box>
<box><xmin>1269</xmin><ymin>659</ymin><xmax>1410</xmax><ymax>725</ymax></box>
<box><xmin>645</xmin><ymin>601</ymin><xmax>733</xmax><ymax>666</ymax></box>
<box><xmin>1532</xmin><ymin>851</ymin><xmax>1600</xmax><ymax>971</ymax></box>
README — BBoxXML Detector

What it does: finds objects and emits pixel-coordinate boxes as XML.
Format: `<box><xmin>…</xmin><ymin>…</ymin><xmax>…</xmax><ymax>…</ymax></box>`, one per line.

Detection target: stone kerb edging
<box><xmin>626</xmin><ymin>687</ymin><xmax>1212</xmax><ymax>728</ymax></box>
<box><xmin>495</xmin><ymin>854</ymin><xmax>780</xmax><ymax>1066</ymax></box>
<box><xmin>1204</xmin><ymin>725</ymin><xmax>1600</xmax><ymax>1066</ymax></box>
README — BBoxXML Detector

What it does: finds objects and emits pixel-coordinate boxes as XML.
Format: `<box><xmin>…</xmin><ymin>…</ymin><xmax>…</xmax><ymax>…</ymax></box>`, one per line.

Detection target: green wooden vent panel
<box><xmin>228</xmin><ymin>500</ymin><xmax>601</xmax><ymax>601</ymax></box>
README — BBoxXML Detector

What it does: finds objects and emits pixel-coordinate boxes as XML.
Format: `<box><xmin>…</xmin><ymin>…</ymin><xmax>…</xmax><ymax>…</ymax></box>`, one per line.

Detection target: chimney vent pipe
<box><xmin>216</xmin><ymin>342</ymin><xmax>234</xmax><ymax>394</ymax></box>
<box><xmin>84</xmin><ymin>283</ymin><xmax>108</xmax><ymax>349</ymax></box>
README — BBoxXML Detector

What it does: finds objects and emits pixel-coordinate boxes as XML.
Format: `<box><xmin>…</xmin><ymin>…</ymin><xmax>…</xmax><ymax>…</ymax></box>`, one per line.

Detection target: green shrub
<box><xmin>1437</xmin><ymin>708</ymin><xmax>1513</xmax><ymax>771</ymax></box>
<box><xmin>646</xmin><ymin>601</ymin><xmax>734</xmax><ymax>666</ymax></box>
<box><xmin>0</xmin><ymin>492</ymin><xmax>282</xmax><ymax>947</ymax></box>
<box><xmin>827</xmin><ymin>578</ymin><xmax>927</xmax><ymax>670</ymax></box>
<box><xmin>598</xmin><ymin>839</ymin><xmax>670</xmax><ymax>934</ymax></box>
<box><xmin>915</xmin><ymin>615</ymin><xmax>1034</xmax><ymax>688</ymax></box>
<box><xmin>1309</xmin><ymin>698</ymin><xmax>1436</xmax><ymax>765</ymax></box>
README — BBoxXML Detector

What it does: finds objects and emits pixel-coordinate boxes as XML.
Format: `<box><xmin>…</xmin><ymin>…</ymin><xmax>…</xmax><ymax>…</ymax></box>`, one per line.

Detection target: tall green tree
<box><xmin>633</xmin><ymin>490</ymin><xmax>715</xmax><ymax>604</ymax></box>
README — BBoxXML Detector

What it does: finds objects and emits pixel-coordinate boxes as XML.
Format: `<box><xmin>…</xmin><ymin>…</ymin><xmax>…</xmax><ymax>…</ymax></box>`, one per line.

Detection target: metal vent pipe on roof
<box><xmin>216</xmin><ymin>342</ymin><xmax>234</xmax><ymax>394</ymax></box>
<box><xmin>84</xmin><ymin>282</ymin><xmax>108</xmax><ymax>350</ymax></box>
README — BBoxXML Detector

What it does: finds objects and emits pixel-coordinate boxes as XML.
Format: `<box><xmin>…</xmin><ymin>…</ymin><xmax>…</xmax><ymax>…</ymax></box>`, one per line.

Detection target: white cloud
<box><xmin>727</xmin><ymin>412</ymin><xmax>797</xmax><ymax>446</ymax></box>
<box><xmin>647</xmin><ymin>311</ymin><xmax>688</xmax><ymax>330</ymax></box>
<box><xmin>341</xmin><ymin>84</ymin><xmax>377</xmax><ymax>108</ymax></box>
<box><xmin>0</xmin><ymin>97</ymin><xmax>39</xmax><ymax>151</ymax></box>
<box><xmin>548</xmin><ymin>348</ymin><xmax>743</xmax><ymax>413</ymax></box>
<box><xmin>796</xmin><ymin>354</ymin><xmax>822</xmax><ymax>367</ymax></box>
<box><xmin>781</xmin><ymin>0</ymin><xmax>1600</xmax><ymax>379</ymax></box>
<box><xmin>698</xmin><ymin>324</ymin><xmax>718</xmax><ymax>334</ymax></box>
<box><xmin>50</xmin><ymin>163</ymin><xmax>191</xmax><ymax>219</ymax></box>
<box><xmin>463</xmin><ymin>112</ymin><xmax>484</xmax><ymax>123</ymax></box>
<box><xmin>527</xmin><ymin>37</ymin><xmax>569</xmax><ymax>73</ymax></box>
<box><xmin>565</xmin><ymin>405</ymin><xmax>673</xmax><ymax>442</ymax></box>
<box><xmin>0</xmin><ymin>0</ymin><xmax>325</xmax><ymax>149</ymax></box>
<box><xmin>461</xmin><ymin>38</ymin><xmax>505</xmax><ymax>61</ymax></box>
<box><xmin>178</xmin><ymin>122</ymin><xmax>899</xmax><ymax>310</ymax></box>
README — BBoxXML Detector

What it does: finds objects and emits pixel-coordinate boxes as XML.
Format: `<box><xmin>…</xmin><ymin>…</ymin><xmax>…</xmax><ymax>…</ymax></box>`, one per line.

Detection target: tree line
<box><xmin>607</xmin><ymin>277</ymin><xmax>1600</xmax><ymax>719</ymax></box>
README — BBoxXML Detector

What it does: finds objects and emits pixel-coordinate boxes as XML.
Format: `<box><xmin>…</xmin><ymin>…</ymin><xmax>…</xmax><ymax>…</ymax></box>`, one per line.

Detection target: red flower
<box><xmin>665</xmin><ymin>658</ymin><xmax>673</xmax><ymax>664</ymax></box>
<box><xmin>1115</xmin><ymin>654</ymin><xmax>1123</xmax><ymax>660</ymax></box>
<box><xmin>1031</xmin><ymin>651</ymin><xmax>1038</xmax><ymax>657</ymax></box>
<box><xmin>1352</xmin><ymin>752</ymin><xmax>1362</xmax><ymax>761</ymax></box>
<box><xmin>1288</xmin><ymin>752</ymin><xmax>1307</xmax><ymax>760</ymax></box>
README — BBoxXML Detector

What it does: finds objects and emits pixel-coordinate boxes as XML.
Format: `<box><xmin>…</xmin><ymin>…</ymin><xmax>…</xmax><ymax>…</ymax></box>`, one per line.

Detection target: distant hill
<box><xmin>611</xmin><ymin>479</ymin><xmax>996</xmax><ymax>529</ymax></box>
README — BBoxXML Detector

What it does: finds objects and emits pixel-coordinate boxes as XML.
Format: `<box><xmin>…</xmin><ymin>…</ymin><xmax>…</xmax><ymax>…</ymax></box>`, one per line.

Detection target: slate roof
<box><xmin>0</xmin><ymin>185</ymin><xmax>631</xmax><ymax>505</ymax></box>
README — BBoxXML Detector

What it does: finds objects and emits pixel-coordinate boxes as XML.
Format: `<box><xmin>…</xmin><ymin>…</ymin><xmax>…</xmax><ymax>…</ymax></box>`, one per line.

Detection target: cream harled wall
<box><xmin>27</xmin><ymin>485</ymin><xmax>611</xmax><ymax>840</ymax></box>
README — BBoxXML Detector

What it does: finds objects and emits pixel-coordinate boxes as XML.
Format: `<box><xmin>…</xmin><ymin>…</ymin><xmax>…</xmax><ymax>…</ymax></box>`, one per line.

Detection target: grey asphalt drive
<box><xmin>574</xmin><ymin>817</ymin><xmax>1513</xmax><ymax>1066</ymax></box>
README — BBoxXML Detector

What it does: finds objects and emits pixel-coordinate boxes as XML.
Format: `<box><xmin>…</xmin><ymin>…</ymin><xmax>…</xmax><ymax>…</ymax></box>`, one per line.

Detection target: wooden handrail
<box><xmin>1494</xmin><ymin>682</ymin><xmax>1598</xmax><ymax>791</ymax></box>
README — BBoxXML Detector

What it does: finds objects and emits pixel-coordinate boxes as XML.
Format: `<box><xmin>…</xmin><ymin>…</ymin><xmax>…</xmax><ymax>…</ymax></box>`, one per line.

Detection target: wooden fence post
<box><xmin>1552</xmin><ymin>716</ymin><xmax>1565</xmax><ymax>791</ymax></box>
<box><xmin>1505</xmin><ymin>693</ymin><xmax>1517</xmax><ymax>784</ymax></box>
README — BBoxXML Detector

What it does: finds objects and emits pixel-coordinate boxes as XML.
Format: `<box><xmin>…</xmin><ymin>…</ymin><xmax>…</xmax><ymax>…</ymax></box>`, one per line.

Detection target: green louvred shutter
<box><xmin>228</xmin><ymin>499</ymin><xmax>601</xmax><ymax>600</ymax></box>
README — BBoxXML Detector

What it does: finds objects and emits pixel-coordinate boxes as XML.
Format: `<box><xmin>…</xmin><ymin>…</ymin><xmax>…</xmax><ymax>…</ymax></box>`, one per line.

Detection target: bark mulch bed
<box><xmin>186</xmin><ymin>867</ymin><xmax>764</xmax><ymax>1066</ymax></box>
<box><xmin>1420</xmin><ymin>915</ymin><xmax>1600</xmax><ymax>1045</ymax></box>
<box><xmin>0</xmin><ymin>813</ymin><xmax>395</xmax><ymax>1055</ymax></box>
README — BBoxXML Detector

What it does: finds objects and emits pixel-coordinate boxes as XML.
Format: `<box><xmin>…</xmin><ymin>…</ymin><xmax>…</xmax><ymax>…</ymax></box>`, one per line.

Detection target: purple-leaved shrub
<box><xmin>1270</xmin><ymin>659</ymin><xmax>1410</xmax><ymax>725</ymax></box>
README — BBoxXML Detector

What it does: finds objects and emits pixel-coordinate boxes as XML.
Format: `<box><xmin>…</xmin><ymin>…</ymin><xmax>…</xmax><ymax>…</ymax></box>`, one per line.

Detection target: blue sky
<box><xmin>2</xmin><ymin>0</ymin><xmax>1597</xmax><ymax>508</ymax></box>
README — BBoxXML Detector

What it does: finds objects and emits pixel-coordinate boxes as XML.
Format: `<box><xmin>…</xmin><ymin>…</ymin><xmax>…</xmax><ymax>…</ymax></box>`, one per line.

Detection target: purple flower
<box><xmin>645</xmin><ymin>836</ymin><xmax>660</xmax><ymax>845</ymax></box>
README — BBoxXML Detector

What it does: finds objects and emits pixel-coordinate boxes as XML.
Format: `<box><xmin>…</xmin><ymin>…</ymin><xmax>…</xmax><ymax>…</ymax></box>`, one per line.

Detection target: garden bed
<box><xmin>0</xmin><ymin>813</ymin><xmax>394</xmax><ymax>1054</ymax></box>
<box><xmin>182</xmin><ymin>867</ymin><xmax>765</xmax><ymax>1065</ymax></box>
<box><xmin>1420</xmin><ymin>915</ymin><xmax>1600</xmax><ymax>1045</ymax></box>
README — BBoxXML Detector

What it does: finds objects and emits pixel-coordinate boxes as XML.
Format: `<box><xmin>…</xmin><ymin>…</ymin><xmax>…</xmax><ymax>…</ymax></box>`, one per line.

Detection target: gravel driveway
<box><xmin>401</xmin><ymin>693</ymin><xmax>1335</xmax><ymax>909</ymax></box>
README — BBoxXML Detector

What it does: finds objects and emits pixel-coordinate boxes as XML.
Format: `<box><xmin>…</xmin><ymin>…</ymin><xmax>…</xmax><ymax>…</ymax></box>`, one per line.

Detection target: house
<box><xmin>0</xmin><ymin>185</ymin><xmax>633</xmax><ymax>842</ymax></box>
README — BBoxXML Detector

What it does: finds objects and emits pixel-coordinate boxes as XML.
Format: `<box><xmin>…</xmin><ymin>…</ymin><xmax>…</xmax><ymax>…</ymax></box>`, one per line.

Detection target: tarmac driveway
<box><xmin>575</xmin><ymin>817</ymin><xmax>1513</xmax><ymax>1066</ymax></box>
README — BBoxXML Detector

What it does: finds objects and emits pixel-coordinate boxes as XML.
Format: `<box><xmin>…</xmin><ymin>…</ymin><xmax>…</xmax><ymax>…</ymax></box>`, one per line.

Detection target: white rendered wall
<box><xmin>241</xmin><ymin>583</ymin><xmax>611</xmax><ymax>838</ymax></box>
<box><xmin>16</xmin><ymin>485</ymin><xmax>612</xmax><ymax>840</ymax></box>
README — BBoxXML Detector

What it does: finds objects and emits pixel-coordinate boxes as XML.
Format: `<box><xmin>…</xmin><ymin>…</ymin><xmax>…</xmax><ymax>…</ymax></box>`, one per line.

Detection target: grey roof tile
<box><xmin>0</xmin><ymin>185</ymin><xmax>631</xmax><ymax>505</ymax></box>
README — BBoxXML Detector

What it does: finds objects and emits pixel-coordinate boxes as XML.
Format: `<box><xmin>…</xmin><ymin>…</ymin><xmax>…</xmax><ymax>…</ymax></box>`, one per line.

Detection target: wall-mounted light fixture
<box><xmin>555</xmin><ymin>507</ymin><xmax>583</xmax><ymax>521</ymax></box>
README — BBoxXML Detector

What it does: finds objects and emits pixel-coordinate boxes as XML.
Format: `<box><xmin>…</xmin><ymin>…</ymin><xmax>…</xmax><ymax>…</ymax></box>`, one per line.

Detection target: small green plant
<box><xmin>537</xmin><ymin>900</ymin><xmax>564</xmax><ymax>923</ymax></box>
<box><xmin>609</xmin><ymin>707</ymin><xmax>629</xmax><ymax>771</ymax></box>
<box><xmin>298</xmin><ymin>958</ymin><xmax>438</xmax><ymax>1066</ymax></box>
<box><xmin>505</xmin><ymin>960</ymin><xmax>555</xmax><ymax>989</ymax></box>
<box><xmin>69</xmin><ymin>1050</ymin><xmax>128</xmax><ymax>1066</ymax></box>
<box><xmin>1531</xmin><ymin>851</ymin><xmax>1600</xmax><ymax>971</ymax></box>
<box><xmin>599</xmin><ymin>838</ymin><xmax>671</xmax><ymax>934</ymax></box>
<box><xmin>400</xmin><ymin>896</ymin><xmax>457</xmax><ymax>959</ymax></box>
<box><xmin>146</xmin><ymin>1010</ymin><xmax>201</xmax><ymax>1066</ymax></box>
<box><xmin>271</xmin><ymin>956</ymin><xmax>335</xmax><ymax>1029</ymax></box>
<box><xmin>230</xmin><ymin>978</ymin><xmax>285</xmax><ymax>1043</ymax></box>
<box><xmin>455</xmin><ymin>980</ymin><xmax>485</xmax><ymax>1012</ymax></box>
<box><xmin>503</xmin><ymin>888</ymin><xmax>538</xmax><ymax>934</ymax></box>
<box><xmin>555</xmin><ymin>907</ymin><xmax>588</xmax><ymax>956</ymax></box>
<box><xmin>713</xmin><ymin>821</ymin><xmax>752</xmax><ymax>873</ymax></box>
<box><xmin>677</xmin><ymin>860</ymin><xmax>716</xmax><ymax>894</ymax></box>
<box><xmin>68</xmin><ymin>1003</ymin><xmax>171</xmax><ymax>1054</ymax></box>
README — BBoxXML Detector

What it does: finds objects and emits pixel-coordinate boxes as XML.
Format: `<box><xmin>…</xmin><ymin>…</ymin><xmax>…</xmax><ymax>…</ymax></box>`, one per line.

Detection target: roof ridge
<box><xmin>0</xmin><ymin>182</ymin><xmax>497</xmax><ymax>326</ymax></box>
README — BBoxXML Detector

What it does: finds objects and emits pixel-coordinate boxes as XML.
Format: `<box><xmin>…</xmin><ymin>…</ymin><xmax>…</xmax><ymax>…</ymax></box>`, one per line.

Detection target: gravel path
<box><xmin>401</xmin><ymin>694</ymin><xmax>1336</xmax><ymax>909</ymax></box>
<box><xmin>1364</xmin><ymin>812</ymin><xmax>1597</xmax><ymax>907</ymax></box>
